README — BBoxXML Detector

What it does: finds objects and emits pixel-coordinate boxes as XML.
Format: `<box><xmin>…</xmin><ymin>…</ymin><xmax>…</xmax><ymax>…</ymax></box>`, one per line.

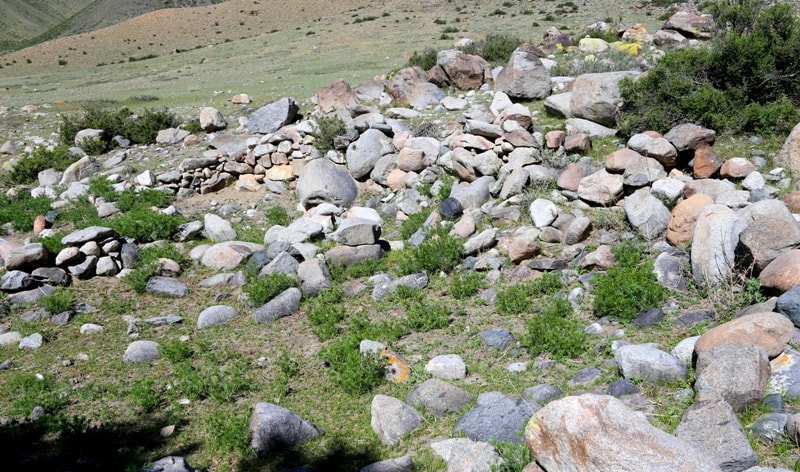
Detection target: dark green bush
<box><xmin>6</xmin><ymin>145</ymin><xmax>79</xmax><ymax>185</ymax></box>
<box><xmin>0</xmin><ymin>192</ymin><xmax>53</xmax><ymax>231</ymax></box>
<box><xmin>116</xmin><ymin>188</ymin><xmax>174</xmax><ymax>211</ymax></box>
<box><xmin>395</xmin><ymin>226</ymin><xmax>464</xmax><ymax>275</ymax></box>
<box><xmin>306</xmin><ymin>288</ymin><xmax>348</xmax><ymax>341</ymax></box>
<box><xmin>592</xmin><ymin>241</ymin><xmax>669</xmax><ymax>320</ymax></box>
<box><xmin>314</xmin><ymin>115</ymin><xmax>347</xmax><ymax>152</ymax></box>
<box><xmin>108</xmin><ymin>208</ymin><xmax>185</xmax><ymax>242</ymax></box>
<box><xmin>125</xmin><ymin>243</ymin><xmax>186</xmax><ymax>293</ymax></box>
<box><xmin>619</xmin><ymin>0</ymin><xmax>800</xmax><ymax>136</ymax></box>
<box><xmin>406</xmin><ymin>47</ymin><xmax>438</xmax><ymax>71</ymax></box>
<box><xmin>458</xmin><ymin>33</ymin><xmax>524</xmax><ymax>66</ymax></box>
<box><xmin>59</xmin><ymin>106</ymin><xmax>179</xmax><ymax>154</ymax></box>
<box><xmin>523</xmin><ymin>298</ymin><xmax>589</xmax><ymax>360</ymax></box>
<box><xmin>243</xmin><ymin>272</ymin><xmax>298</xmax><ymax>306</ymax></box>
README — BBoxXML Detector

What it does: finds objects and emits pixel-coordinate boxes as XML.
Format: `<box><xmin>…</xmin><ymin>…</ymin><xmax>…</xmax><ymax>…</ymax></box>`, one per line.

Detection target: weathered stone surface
<box><xmin>693</xmin><ymin>146</ymin><xmax>723</xmax><ymax>178</ymax></box>
<box><xmin>529</xmin><ymin>198</ymin><xmax>558</xmax><ymax>228</ymax></box>
<box><xmin>249</xmin><ymin>402</ymin><xmax>323</xmax><ymax>454</ymax></box>
<box><xmin>371</xmin><ymin>394</ymin><xmax>423</xmax><ymax>446</ymax></box>
<box><xmin>663</xmin><ymin>11</ymin><xmax>716</xmax><ymax>39</ymax></box>
<box><xmin>777</xmin><ymin>284</ymin><xmax>800</xmax><ymax>327</ymax></box>
<box><xmin>623</xmin><ymin>188</ymin><xmax>671</xmax><ymax>239</ymax></box>
<box><xmin>145</xmin><ymin>277</ymin><xmax>188</xmax><ymax>298</ymax></box>
<box><xmin>720</xmin><ymin>157</ymin><xmax>756</xmax><ymax>179</ymax></box>
<box><xmin>5</xmin><ymin>244</ymin><xmax>48</xmax><ymax>271</ymax></box>
<box><xmin>407</xmin><ymin>378</ymin><xmax>473</xmax><ymax>417</ymax></box>
<box><xmin>360</xmin><ymin>456</ymin><xmax>414</xmax><ymax>472</ymax></box>
<box><xmin>200</xmin><ymin>241</ymin><xmax>263</xmax><ymax>271</ymax></box>
<box><xmin>1</xmin><ymin>270</ymin><xmax>36</xmax><ymax>292</ymax></box>
<box><xmin>454</xmin><ymin>392</ymin><xmax>537</xmax><ymax>444</ymax></box>
<box><xmin>738</xmin><ymin>200</ymin><xmax>800</xmax><ymax>271</ymax></box>
<box><xmin>61</xmin><ymin>226</ymin><xmax>115</xmax><ymax>246</ymax></box>
<box><xmin>316</xmin><ymin>79</ymin><xmax>359</xmax><ymax>115</ymax></box>
<box><xmin>695</xmin><ymin>342</ymin><xmax>770</xmax><ymax>412</ymax></box>
<box><xmin>60</xmin><ymin>155</ymin><xmax>100</xmax><ymax>184</ymax></box>
<box><xmin>251</xmin><ymin>287</ymin><xmax>302</xmax><ymax>323</ymax></box>
<box><xmin>615</xmin><ymin>344</ymin><xmax>688</xmax><ymax>384</ymax></box>
<box><xmin>331</xmin><ymin>218</ymin><xmax>381</xmax><ymax>246</ymax></box>
<box><xmin>204</xmin><ymin>213</ymin><xmax>237</xmax><ymax>243</ymax></box>
<box><xmin>696</xmin><ymin>312</ymin><xmax>793</xmax><ymax>360</ymax></box>
<box><xmin>247</xmin><ymin>97</ymin><xmax>298</xmax><ymax>134</ymax></box>
<box><xmin>124</xmin><ymin>340</ymin><xmax>161</xmax><ymax>363</ymax></box>
<box><xmin>297</xmin><ymin>258</ymin><xmax>332</xmax><ymax>297</ymax></box>
<box><xmin>577</xmin><ymin>169</ymin><xmax>624</xmax><ymax>205</ymax></box>
<box><xmin>435</xmin><ymin>49</ymin><xmax>490</xmax><ymax>90</ymax></box>
<box><xmin>664</xmin><ymin>123</ymin><xmax>716</xmax><ymax>151</ymax></box>
<box><xmin>387</xmin><ymin>66</ymin><xmax>446</xmax><ymax>110</ymax></box>
<box><xmin>525</xmin><ymin>394</ymin><xmax>719</xmax><ymax>472</ymax></box>
<box><xmin>627</xmin><ymin>133</ymin><xmax>678</xmax><ymax>168</ymax></box>
<box><xmin>199</xmin><ymin>107</ymin><xmax>226</xmax><ymax>132</ymax></box>
<box><xmin>761</xmin><ymin>249</ymin><xmax>800</xmax><ymax>293</ymax></box>
<box><xmin>325</xmin><ymin>244</ymin><xmax>385</xmax><ymax>267</ymax></box>
<box><xmin>494</xmin><ymin>44</ymin><xmax>550</xmax><ymax>100</ymax></box>
<box><xmin>425</xmin><ymin>354</ymin><xmax>467</xmax><ymax>380</ymax></box>
<box><xmin>674</xmin><ymin>392</ymin><xmax>757</xmax><ymax>472</ymax></box>
<box><xmin>430</xmin><ymin>438</ymin><xmax>501</xmax><ymax>472</ymax></box>
<box><xmin>653</xmin><ymin>250</ymin><xmax>690</xmax><ymax>292</ymax></box>
<box><xmin>691</xmin><ymin>204</ymin><xmax>746</xmax><ymax>287</ymax></box>
<box><xmin>666</xmin><ymin>193</ymin><xmax>714</xmax><ymax>247</ymax></box>
<box><xmin>569</xmin><ymin>71</ymin><xmax>639</xmax><ymax>126</ymax></box>
<box><xmin>197</xmin><ymin>305</ymin><xmax>239</xmax><ymax>329</ymax></box>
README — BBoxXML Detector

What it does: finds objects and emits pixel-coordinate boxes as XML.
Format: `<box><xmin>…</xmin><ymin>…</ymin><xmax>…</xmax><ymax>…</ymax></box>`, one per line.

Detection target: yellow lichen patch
<box><xmin>616</xmin><ymin>42</ymin><xmax>643</xmax><ymax>56</ymax></box>
<box><xmin>381</xmin><ymin>347</ymin><xmax>411</xmax><ymax>383</ymax></box>
<box><xmin>771</xmin><ymin>351</ymin><xmax>793</xmax><ymax>368</ymax></box>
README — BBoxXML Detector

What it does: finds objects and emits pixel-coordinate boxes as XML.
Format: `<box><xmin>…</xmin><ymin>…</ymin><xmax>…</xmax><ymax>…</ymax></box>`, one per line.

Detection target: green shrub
<box><xmin>523</xmin><ymin>298</ymin><xmax>589</xmax><ymax>360</ymax></box>
<box><xmin>398</xmin><ymin>208</ymin><xmax>433</xmax><ymax>239</ymax></box>
<box><xmin>619</xmin><ymin>0</ymin><xmax>800</xmax><ymax>136</ymax></box>
<box><xmin>314</xmin><ymin>114</ymin><xmax>347</xmax><ymax>152</ymax></box>
<box><xmin>390</xmin><ymin>285</ymin><xmax>452</xmax><ymax>331</ymax></box>
<box><xmin>459</xmin><ymin>33</ymin><xmax>525</xmax><ymax>66</ymax></box>
<box><xmin>0</xmin><ymin>192</ymin><xmax>53</xmax><ymax>231</ymax></box>
<box><xmin>207</xmin><ymin>411</ymin><xmax>251</xmax><ymax>455</ymax></box>
<box><xmin>40</xmin><ymin>287</ymin><xmax>74</xmax><ymax>314</ymax></box>
<box><xmin>306</xmin><ymin>288</ymin><xmax>348</xmax><ymax>341</ymax></box>
<box><xmin>59</xmin><ymin>106</ymin><xmax>179</xmax><ymax>154</ymax></box>
<box><xmin>56</xmin><ymin>196</ymin><xmax>101</xmax><ymax>229</ymax></box>
<box><xmin>406</xmin><ymin>47</ymin><xmax>439</xmax><ymax>70</ymax></box>
<box><xmin>116</xmin><ymin>188</ymin><xmax>174</xmax><ymax>211</ymax></box>
<box><xmin>329</xmin><ymin>257</ymin><xmax>389</xmax><ymax>283</ymax></box>
<box><xmin>317</xmin><ymin>333</ymin><xmax>386</xmax><ymax>395</ymax></box>
<box><xmin>243</xmin><ymin>272</ymin><xmax>298</xmax><ymax>306</ymax></box>
<box><xmin>450</xmin><ymin>270</ymin><xmax>484</xmax><ymax>300</ymax></box>
<box><xmin>592</xmin><ymin>241</ymin><xmax>669</xmax><ymax>320</ymax></box>
<box><xmin>265</xmin><ymin>205</ymin><xmax>291</xmax><ymax>226</ymax></box>
<box><xmin>395</xmin><ymin>226</ymin><xmax>464</xmax><ymax>275</ymax></box>
<box><xmin>182</xmin><ymin>118</ymin><xmax>203</xmax><ymax>134</ymax></box>
<box><xmin>125</xmin><ymin>244</ymin><xmax>186</xmax><ymax>294</ymax></box>
<box><xmin>108</xmin><ymin>208</ymin><xmax>184</xmax><ymax>242</ymax></box>
<box><xmin>6</xmin><ymin>145</ymin><xmax>79</xmax><ymax>185</ymax></box>
<box><xmin>129</xmin><ymin>378</ymin><xmax>162</xmax><ymax>413</ymax></box>
<box><xmin>490</xmin><ymin>439</ymin><xmax>535</xmax><ymax>472</ymax></box>
<box><xmin>88</xmin><ymin>176</ymin><xmax>118</xmax><ymax>201</ymax></box>
<box><xmin>35</xmin><ymin>231</ymin><xmax>66</xmax><ymax>255</ymax></box>
<box><xmin>496</xmin><ymin>272</ymin><xmax>564</xmax><ymax>316</ymax></box>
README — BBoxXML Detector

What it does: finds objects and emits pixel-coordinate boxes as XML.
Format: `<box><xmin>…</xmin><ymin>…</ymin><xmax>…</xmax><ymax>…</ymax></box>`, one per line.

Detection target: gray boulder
<box><xmin>454</xmin><ymin>391</ymin><xmax>537</xmax><ymax>444</ymax></box>
<box><xmin>199</xmin><ymin>107</ymin><xmax>226</xmax><ymax>132</ymax></box>
<box><xmin>578</xmin><ymin>169</ymin><xmax>624</xmax><ymax>205</ymax></box>
<box><xmin>346</xmin><ymin>129</ymin><xmax>394</xmax><ymax>180</ymax></box>
<box><xmin>695</xmin><ymin>342</ymin><xmax>770</xmax><ymax>412</ymax></box>
<box><xmin>370</xmin><ymin>394</ymin><xmax>423</xmax><ymax>446</ymax></box>
<box><xmin>430</xmin><ymin>438</ymin><xmax>501</xmax><ymax>472</ymax></box>
<box><xmin>615</xmin><ymin>344</ymin><xmax>688</xmax><ymax>384</ymax></box>
<box><xmin>494</xmin><ymin>44</ymin><xmax>551</xmax><ymax>100</ymax></box>
<box><xmin>526</xmin><ymin>394</ymin><xmax>719</xmax><ymax>471</ymax></box>
<box><xmin>145</xmin><ymin>276</ymin><xmax>188</xmax><ymax>298</ymax></box>
<box><xmin>569</xmin><ymin>71</ymin><xmax>638</xmax><ymax>126</ymax></box>
<box><xmin>204</xmin><ymin>214</ymin><xmax>237</xmax><ymax>243</ymax></box>
<box><xmin>197</xmin><ymin>305</ymin><xmax>239</xmax><ymax>329</ymax></box>
<box><xmin>124</xmin><ymin>340</ymin><xmax>161</xmax><ymax>363</ymax></box>
<box><xmin>360</xmin><ymin>456</ymin><xmax>414</xmax><ymax>472</ymax></box>
<box><xmin>674</xmin><ymin>392</ymin><xmax>758</xmax><ymax>472</ymax></box>
<box><xmin>623</xmin><ymin>188</ymin><xmax>671</xmax><ymax>239</ymax></box>
<box><xmin>247</xmin><ymin>97</ymin><xmax>298</xmax><ymax>134</ymax></box>
<box><xmin>141</xmin><ymin>456</ymin><xmax>196</xmax><ymax>472</ymax></box>
<box><xmin>5</xmin><ymin>243</ymin><xmax>49</xmax><ymax>271</ymax></box>
<box><xmin>297</xmin><ymin>258</ymin><xmax>332</xmax><ymax>297</ymax></box>
<box><xmin>738</xmin><ymin>200</ymin><xmax>800</xmax><ymax>271</ymax></box>
<box><xmin>251</xmin><ymin>287</ymin><xmax>302</xmax><ymax>323</ymax></box>
<box><xmin>249</xmin><ymin>402</ymin><xmax>323</xmax><ymax>454</ymax></box>
<box><xmin>691</xmin><ymin>204</ymin><xmax>746</xmax><ymax>287</ymax></box>
<box><xmin>407</xmin><ymin>378</ymin><xmax>473</xmax><ymax>417</ymax></box>
<box><xmin>296</xmin><ymin>158</ymin><xmax>358</xmax><ymax>209</ymax></box>
<box><xmin>331</xmin><ymin>218</ymin><xmax>381</xmax><ymax>246</ymax></box>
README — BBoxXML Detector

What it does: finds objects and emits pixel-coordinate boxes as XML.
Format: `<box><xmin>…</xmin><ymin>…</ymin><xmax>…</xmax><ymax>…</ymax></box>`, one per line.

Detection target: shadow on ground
<box><xmin>237</xmin><ymin>436</ymin><xmax>384</xmax><ymax>472</ymax></box>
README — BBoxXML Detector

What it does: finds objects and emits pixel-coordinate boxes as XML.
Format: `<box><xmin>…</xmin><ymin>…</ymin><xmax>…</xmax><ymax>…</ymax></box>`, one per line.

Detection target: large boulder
<box><xmin>777</xmin><ymin>121</ymin><xmax>800</xmax><ymax>178</ymax></box>
<box><xmin>316</xmin><ymin>79</ymin><xmax>359</xmax><ymax>116</ymax></box>
<box><xmin>663</xmin><ymin>11</ymin><xmax>716</xmax><ymax>39</ymax></box>
<box><xmin>695</xmin><ymin>342</ymin><xmax>770</xmax><ymax>412</ymax></box>
<box><xmin>666</xmin><ymin>193</ymin><xmax>714</xmax><ymax>247</ymax></box>
<box><xmin>249</xmin><ymin>402</ymin><xmax>323</xmax><ymax>455</ymax></box>
<box><xmin>296</xmin><ymin>158</ymin><xmax>358</xmax><ymax>209</ymax></box>
<box><xmin>738</xmin><ymin>200</ymin><xmax>800</xmax><ymax>271</ymax></box>
<box><xmin>694</xmin><ymin>312</ymin><xmax>793</xmax><ymax>360</ymax></box>
<box><xmin>247</xmin><ymin>97</ymin><xmax>299</xmax><ymax>134</ymax></box>
<box><xmin>494</xmin><ymin>44</ymin><xmax>551</xmax><ymax>100</ymax></box>
<box><xmin>387</xmin><ymin>66</ymin><xmax>446</xmax><ymax>110</ymax></box>
<box><xmin>691</xmin><ymin>204</ymin><xmax>746</xmax><ymax>287</ymax></box>
<box><xmin>199</xmin><ymin>107</ymin><xmax>226</xmax><ymax>132</ymax></box>
<box><xmin>434</xmin><ymin>49</ymin><xmax>490</xmax><ymax>90</ymax></box>
<box><xmin>622</xmin><ymin>188</ymin><xmax>671</xmax><ymax>239</ymax></box>
<box><xmin>760</xmin><ymin>250</ymin><xmax>800</xmax><ymax>292</ymax></box>
<box><xmin>526</xmin><ymin>394</ymin><xmax>718</xmax><ymax>471</ymax></box>
<box><xmin>569</xmin><ymin>71</ymin><xmax>639</xmax><ymax>127</ymax></box>
<box><xmin>346</xmin><ymin>129</ymin><xmax>394</xmax><ymax>180</ymax></box>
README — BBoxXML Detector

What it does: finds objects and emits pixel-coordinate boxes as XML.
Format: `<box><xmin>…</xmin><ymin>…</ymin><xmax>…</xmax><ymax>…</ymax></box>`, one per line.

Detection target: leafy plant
<box><xmin>243</xmin><ymin>272</ymin><xmax>298</xmax><ymax>306</ymax></box>
<box><xmin>450</xmin><ymin>270</ymin><xmax>484</xmax><ymax>300</ymax></box>
<box><xmin>125</xmin><ymin>244</ymin><xmax>186</xmax><ymax>293</ymax></box>
<box><xmin>496</xmin><ymin>273</ymin><xmax>564</xmax><ymax>316</ymax></box>
<box><xmin>40</xmin><ymin>287</ymin><xmax>74</xmax><ymax>314</ymax></box>
<box><xmin>318</xmin><ymin>332</ymin><xmax>386</xmax><ymax>395</ymax></box>
<box><xmin>306</xmin><ymin>287</ymin><xmax>348</xmax><ymax>341</ymax></box>
<box><xmin>207</xmin><ymin>411</ymin><xmax>252</xmax><ymax>455</ymax></box>
<box><xmin>265</xmin><ymin>205</ymin><xmax>291</xmax><ymax>226</ymax></box>
<box><xmin>129</xmin><ymin>378</ymin><xmax>162</xmax><ymax>413</ymax></box>
<box><xmin>406</xmin><ymin>47</ymin><xmax>439</xmax><ymax>71</ymax></box>
<box><xmin>108</xmin><ymin>208</ymin><xmax>185</xmax><ymax>242</ymax></box>
<box><xmin>490</xmin><ymin>439</ymin><xmax>535</xmax><ymax>472</ymax></box>
<box><xmin>591</xmin><ymin>240</ymin><xmax>669</xmax><ymax>320</ymax></box>
<box><xmin>314</xmin><ymin>115</ymin><xmax>347</xmax><ymax>152</ymax></box>
<box><xmin>116</xmin><ymin>188</ymin><xmax>174</xmax><ymax>211</ymax></box>
<box><xmin>0</xmin><ymin>192</ymin><xmax>54</xmax><ymax>231</ymax></box>
<box><xmin>523</xmin><ymin>297</ymin><xmax>589</xmax><ymax>360</ymax></box>
<box><xmin>59</xmin><ymin>106</ymin><xmax>179</xmax><ymax>154</ymax></box>
<box><xmin>395</xmin><ymin>226</ymin><xmax>464</xmax><ymax>275</ymax></box>
<box><xmin>458</xmin><ymin>33</ymin><xmax>524</xmax><ymax>66</ymax></box>
<box><xmin>5</xmin><ymin>145</ymin><xmax>79</xmax><ymax>185</ymax></box>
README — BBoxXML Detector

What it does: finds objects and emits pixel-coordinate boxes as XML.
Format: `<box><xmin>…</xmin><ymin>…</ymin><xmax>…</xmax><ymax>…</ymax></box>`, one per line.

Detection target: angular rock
<box><xmin>691</xmin><ymin>204</ymin><xmax>746</xmax><ymax>287</ymax></box>
<box><xmin>663</xmin><ymin>11</ymin><xmax>716</xmax><ymax>39</ymax></box>
<box><xmin>204</xmin><ymin>213</ymin><xmax>237</xmax><ymax>243</ymax></box>
<box><xmin>435</xmin><ymin>49</ymin><xmax>490</xmax><ymax>90</ymax></box>
<box><xmin>664</xmin><ymin>123</ymin><xmax>716</xmax><ymax>152</ymax></box>
<box><xmin>494</xmin><ymin>44</ymin><xmax>550</xmax><ymax>100</ymax></box>
<box><xmin>407</xmin><ymin>378</ymin><xmax>473</xmax><ymax>417</ymax></box>
<box><xmin>738</xmin><ymin>200</ymin><xmax>800</xmax><ymax>271</ymax></box>
<box><xmin>145</xmin><ymin>276</ymin><xmax>188</xmax><ymax>298</ymax></box>
<box><xmin>430</xmin><ymin>438</ymin><xmax>501</xmax><ymax>472</ymax></box>
<box><xmin>615</xmin><ymin>344</ymin><xmax>688</xmax><ymax>384</ymax></box>
<box><xmin>695</xmin><ymin>312</ymin><xmax>793</xmax><ymax>360</ymax></box>
<box><xmin>577</xmin><ymin>169</ymin><xmax>624</xmax><ymax>206</ymax></box>
<box><xmin>455</xmin><ymin>392</ymin><xmax>537</xmax><ymax>444</ymax></box>
<box><xmin>249</xmin><ymin>402</ymin><xmax>323</xmax><ymax>454</ymax></box>
<box><xmin>695</xmin><ymin>342</ymin><xmax>770</xmax><ymax>412</ymax></box>
<box><xmin>387</xmin><ymin>66</ymin><xmax>446</xmax><ymax>110</ymax></box>
<box><xmin>569</xmin><ymin>71</ymin><xmax>639</xmax><ymax>126</ymax></box>
<box><xmin>298</xmin><ymin>259</ymin><xmax>332</xmax><ymax>297</ymax></box>
<box><xmin>5</xmin><ymin>243</ymin><xmax>49</xmax><ymax>271</ymax></box>
<box><xmin>623</xmin><ymin>188</ymin><xmax>671</xmax><ymax>239</ymax></box>
<box><xmin>200</xmin><ymin>241</ymin><xmax>263</xmax><ymax>271</ymax></box>
<box><xmin>370</xmin><ymin>395</ymin><xmax>423</xmax><ymax>446</ymax></box>
<box><xmin>247</xmin><ymin>97</ymin><xmax>298</xmax><ymax>134</ymax></box>
<box><xmin>251</xmin><ymin>287</ymin><xmax>302</xmax><ymax>323</ymax></box>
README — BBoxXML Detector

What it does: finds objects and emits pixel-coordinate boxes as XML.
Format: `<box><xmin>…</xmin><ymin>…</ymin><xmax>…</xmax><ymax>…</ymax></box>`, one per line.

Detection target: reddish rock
<box><xmin>695</xmin><ymin>312</ymin><xmax>794</xmax><ymax>359</ymax></box>
<box><xmin>386</xmin><ymin>169</ymin><xmax>407</xmax><ymax>190</ymax></box>
<box><xmin>664</xmin><ymin>123</ymin><xmax>716</xmax><ymax>152</ymax></box>
<box><xmin>782</xmin><ymin>192</ymin><xmax>800</xmax><ymax>213</ymax></box>
<box><xmin>564</xmin><ymin>134</ymin><xmax>591</xmax><ymax>153</ymax></box>
<box><xmin>666</xmin><ymin>193</ymin><xmax>714</xmax><ymax>247</ymax></box>
<box><xmin>692</xmin><ymin>145</ymin><xmax>723</xmax><ymax>178</ymax></box>
<box><xmin>231</xmin><ymin>93</ymin><xmax>251</xmax><ymax>104</ymax></box>
<box><xmin>33</xmin><ymin>215</ymin><xmax>47</xmax><ymax>236</ymax></box>
<box><xmin>605</xmin><ymin>148</ymin><xmax>643</xmax><ymax>172</ymax></box>
<box><xmin>316</xmin><ymin>79</ymin><xmax>359</xmax><ymax>115</ymax></box>
<box><xmin>720</xmin><ymin>157</ymin><xmax>756</xmax><ymax>179</ymax></box>
<box><xmin>539</xmin><ymin>26</ymin><xmax>572</xmax><ymax>54</ymax></box>
<box><xmin>397</xmin><ymin>147</ymin><xmax>425</xmax><ymax>172</ymax></box>
<box><xmin>760</xmin><ymin>250</ymin><xmax>800</xmax><ymax>293</ymax></box>
<box><xmin>435</xmin><ymin>50</ymin><xmax>490</xmax><ymax>90</ymax></box>
<box><xmin>557</xmin><ymin>163</ymin><xmax>585</xmax><ymax>192</ymax></box>
<box><xmin>508</xmin><ymin>237</ymin><xmax>540</xmax><ymax>264</ymax></box>
<box><xmin>545</xmin><ymin>130</ymin><xmax>565</xmax><ymax>149</ymax></box>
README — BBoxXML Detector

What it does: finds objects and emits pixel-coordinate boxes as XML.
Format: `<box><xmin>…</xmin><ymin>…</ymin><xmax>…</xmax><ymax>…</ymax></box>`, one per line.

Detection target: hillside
<box><xmin>0</xmin><ymin>0</ymin><xmax>224</xmax><ymax>54</ymax></box>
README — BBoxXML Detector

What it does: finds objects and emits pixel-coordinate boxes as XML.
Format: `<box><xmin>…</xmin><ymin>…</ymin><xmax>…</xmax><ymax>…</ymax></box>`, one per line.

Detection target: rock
<box><xmin>68</xmin><ymin>255</ymin><xmax>97</xmax><ymax>279</ymax></box>
<box><xmin>80</xmin><ymin>323</ymin><xmax>104</xmax><ymax>335</ymax></box>
<box><xmin>627</xmin><ymin>133</ymin><xmax>678</xmax><ymax>168</ymax></box>
<box><xmin>325</xmin><ymin>244</ymin><xmax>385</xmax><ymax>267</ymax></box>
<box><xmin>60</xmin><ymin>155</ymin><xmax>100</xmax><ymax>184</ymax></box>
<box><xmin>1</xmin><ymin>270</ymin><xmax>36</xmax><ymax>292</ymax></box>
<box><xmin>695</xmin><ymin>312</ymin><xmax>793</xmax><ymax>359</ymax></box>
<box><xmin>674</xmin><ymin>391</ymin><xmax>757</xmax><ymax>472</ymax></box>
<box><xmin>556</xmin><ymin>163</ymin><xmax>585</xmax><ymax>192</ymax></box>
<box><xmin>387</xmin><ymin>66</ymin><xmax>446</xmax><ymax>110</ymax></box>
<box><xmin>463</xmin><ymin>228</ymin><xmax>497</xmax><ymax>256</ymax></box>
<box><xmin>529</xmin><ymin>198</ymin><xmax>558</xmax><ymax>228</ymax></box>
<box><xmin>653</xmin><ymin>250</ymin><xmax>689</xmax><ymax>292</ymax></box>
<box><xmin>720</xmin><ymin>157</ymin><xmax>756</xmax><ymax>178</ymax></box>
<box><xmin>454</xmin><ymin>391</ymin><xmax>537</xmax><ymax>444</ymax></box>
<box><xmin>145</xmin><ymin>277</ymin><xmax>188</xmax><ymax>298</ymax></box>
<box><xmin>331</xmin><ymin>218</ymin><xmax>381</xmax><ymax>246</ymax></box>
<box><xmin>251</xmin><ymin>287</ymin><xmax>302</xmax><ymax>323</ymax></box>
<box><xmin>480</xmin><ymin>329</ymin><xmax>516</xmax><ymax>350</ymax></box>
<box><xmin>577</xmin><ymin>169</ymin><xmax>624</xmax><ymax>206</ymax></box>
<box><xmin>425</xmin><ymin>354</ymin><xmax>467</xmax><ymax>380</ymax></box>
<box><xmin>61</xmin><ymin>226</ymin><xmax>115</xmax><ymax>246</ymax></box>
<box><xmin>124</xmin><ymin>340</ymin><xmax>161</xmax><ymax>363</ymax></box>
<box><xmin>360</xmin><ymin>456</ymin><xmax>414</xmax><ymax>472</ymax></box>
<box><xmin>0</xmin><ymin>331</ymin><xmax>22</xmax><ymax>346</ymax></box>
<box><xmin>406</xmin><ymin>378</ymin><xmax>473</xmax><ymax>417</ymax></box>
<box><xmin>693</xmin><ymin>146</ymin><xmax>723</xmax><ymax>178</ymax></box>
<box><xmin>623</xmin><ymin>188</ymin><xmax>671</xmax><ymax>239</ymax></box>
<box><xmin>5</xmin><ymin>243</ymin><xmax>49</xmax><ymax>271</ymax></box>
<box><xmin>615</xmin><ymin>344</ymin><xmax>688</xmax><ymax>384</ymax></box>
<box><xmin>761</xmin><ymin>250</ymin><xmax>800</xmax><ymax>293</ymax></box>
<box><xmin>200</xmin><ymin>241</ymin><xmax>263</xmax><ymax>271</ymax></box>
<box><xmin>633</xmin><ymin>307</ymin><xmax>666</xmax><ymax>327</ymax></box>
<box><xmin>449</xmin><ymin>176</ymin><xmax>494</xmax><ymax>209</ymax></box>
<box><xmin>526</xmin><ymin>394</ymin><xmax>719</xmax><ymax>471</ymax></box>
<box><xmin>141</xmin><ymin>456</ymin><xmax>196</xmax><ymax>472</ymax></box>
<box><xmin>264</xmin><ymin>218</ymin><xmax>324</xmax><ymax>245</ymax></box>
<box><xmin>654</xmin><ymin>28</ymin><xmax>690</xmax><ymax>48</ymax></box>
<box><xmin>494</xmin><ymin>44</ymin><xmax>550</xmax><ymax>100</ymax></box>
<box><xmin>298</xmin><ymin>259</ymin><xmax>332</xmax><ymax>297</ymax></box>
<box><xmin>8</xmin><ymin>285</ymin><xmax>56</xmax><ymax>305</ymax></box>
<box><xmin>347</xmin><ymin>129</ymin><xmax>394</xmax><ymax>180</ymax></box>
<box><xmin>522</xmin><ymin>384</ymin><xmax>563</xmax><ymax>406</ymax></box>
<box><xmin>544</xmin><ymin>92</ymin><xmax>573</xmax><ymax>118</ymax></box>
<box><xmin>695</xmin><ymin>342</ymin><xmax>770</xmax><ymax>412</ymax></box>
<box><xmin>666</xmin><ymin>193</ymin><xmax>714</xmax><ymax>247</ymax></box>
<box><xmin>249</xmin><ymin>402</ymin><xmax>323</xmax><ymax>454</ymax></box>
<box><xmin>430</xmin><ymin>438</ymin><xmax>502</xmax><ymax>472</ymax></box>
<box><xmin>565</xmin><ymin>118</ymin><xmax>617</xmax><ymax>139</ymax></box>
<box><xmin>738</xmin><ymin>200</ymin><xmax>800</xmax><ymax>271</ymax></box>
<box><xmin>259</xmin><ymin>251</ymin><xmax>299</xmax><ymax>278</ymax></box>
<box><xmin>691</xmin><ymin>204</ymin><xmax>746</xmax><ymax>287</ymax></box>
<box><xmin>663</xmin><ymin>11</ymin><xmax>716</xmax><ymax>39</ymax></box>
<box><xmin>370</xmin><ymin>394</ymin><xmax>423</xmax><ymax>446</ymax></box>
<box><xmin>247</xmin><ymin>97</ymin><xmax>298</xmax><ymax>133</ymax></box>
<box><xmin>316</xmin><ymin>79</ymin><xmax>359</xmax><ymax>115</ymax></box>
<box><xmin>204</xmin><ymin>213</ymin><xmax>237</xmax><ymax>242</ymax></box>
<box><xmin>197</xmin><ymin>305</ymin><xmax>238</xmax><ymax>329</ymax></box>
<box><xmin>19</xmin><ymin>333</ymin><xmax>43</xmax><ymax>350</ymax></box>
<box><xmin>664</xmin><ymin>123</ymin><xmax>716</xmax><ymax>152</ymax></box>
<box><xmin>569</xmin><ymin>71</ymin><xmax>639</xmax><ymax>126</ymax></box>
<box><xmin>435</xmin><ymin>49</ymin><xmax>490</xmax><ymax>90</ymax></box>
<box><xmin>297</xmin><ymin>158</ymin><xmax>358</xmax><ymax>209</ymax></box>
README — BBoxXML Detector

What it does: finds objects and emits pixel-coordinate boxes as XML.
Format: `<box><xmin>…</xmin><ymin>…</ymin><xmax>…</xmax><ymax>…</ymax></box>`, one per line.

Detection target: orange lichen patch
<box><xmin>381</xmin><ymin>347</ymin><xmax>411</xmax><ymax>383</ymax></box>
<box><xmin>771</xmin><ymin>352</ymin><xmax>793</xmax><ymax>368</ymax></box>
